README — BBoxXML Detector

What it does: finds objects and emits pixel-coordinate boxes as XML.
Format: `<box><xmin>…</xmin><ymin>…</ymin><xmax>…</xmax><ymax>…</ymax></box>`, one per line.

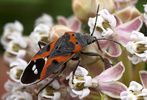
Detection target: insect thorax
<box><xmin>73</xmin><ymin>32</ymin><xmax>94</xmax><ymax>47</ymax></box>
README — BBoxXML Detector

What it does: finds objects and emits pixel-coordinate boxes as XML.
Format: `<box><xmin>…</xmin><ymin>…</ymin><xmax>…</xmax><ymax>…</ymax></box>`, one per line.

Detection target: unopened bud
<box><xmin>72</xmin><ymin>0</ymin><xmax>115</xmax><ymax>23</ymax></box>
<box><xmin>49</xmin><ymin>25</ymin><xmax>72</xmax><ymax>41</ymax></box>
<box><xmin>80</xmin><ymin>43</ymin><xmax>100</xmax><ymax>65</ymax></box>
<box><xmin>115</xmin><ymin>6</ymin><xmax>140</xmax><ymax>22</ymax></box>
<box><xmin>72</xmin><ymin>0</ymin><xmax>98</xmax><ymax>22</ymax></box>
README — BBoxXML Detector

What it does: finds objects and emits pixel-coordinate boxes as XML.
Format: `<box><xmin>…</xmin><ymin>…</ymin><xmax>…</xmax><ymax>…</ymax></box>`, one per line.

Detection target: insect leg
<box><xmin>71</xmin><ymin>57</ymin><xmax>81</xmax><ymax>83</ymax></box>
<box><xmin>81</xmin><ymin>51</ymin><xmax>113</xmax><ymax>65</ymax></box>
<box><xmin>38</xmin><ymin>41</ymin><xmax>47</xmax><ymax>49</ymax></box>
<box><xmin>93</xmin><ymin>37</ymin><xmax>122</xmax><ymax>53</ymax></box>
<box><xmin>37</xmin><ymin>63</ymin><xmax>67</xmax><ymax>96</ymax></box>
<box><xmin>94</xmin><ymin>37</ymin><xmax>103</xmax><ymax>52</ymax></box>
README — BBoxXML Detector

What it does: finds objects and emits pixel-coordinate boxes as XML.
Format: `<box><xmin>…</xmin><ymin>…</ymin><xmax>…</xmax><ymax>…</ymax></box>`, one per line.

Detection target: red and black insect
<box><xmin>20</xmin><ymin>5</ymin><xmax>120</xmax><ymax>95</ymax></box>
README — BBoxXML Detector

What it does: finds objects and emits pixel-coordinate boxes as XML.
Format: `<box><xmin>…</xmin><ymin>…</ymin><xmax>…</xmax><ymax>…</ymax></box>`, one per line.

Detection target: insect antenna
<box><xmin>90</xmin><ymin>4</ymin><xmax>100</xmax><ymax>36</ymax></box>
<box><xmin>96</xmin><ymin>38</ymin><xmax>122</xmax><ymax>45</ymax></box>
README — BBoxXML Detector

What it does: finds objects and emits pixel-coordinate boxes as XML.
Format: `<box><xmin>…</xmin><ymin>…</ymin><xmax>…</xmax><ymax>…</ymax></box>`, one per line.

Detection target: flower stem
<box><xmin>101</xmin><ymin>93</ymin><xmax>105</xmax><ymax>100</ymax></box>
<box><xmin>133</xmin><ymin>62</ymin><xmax>146</xmax><ymax>83</ymax></box>
<box><xmin>119</xmin><ymin>49</ymin><xmax>132</xmax><ymax>86</ymax></box>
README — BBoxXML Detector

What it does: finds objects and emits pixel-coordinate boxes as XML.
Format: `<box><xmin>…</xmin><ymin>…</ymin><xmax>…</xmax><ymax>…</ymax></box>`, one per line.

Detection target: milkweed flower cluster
<box><xmin>1</xmin><ymin>0</ymin><xmax>147</xmax><ymax>100</ymax></box>
<box><xmin>66</xmin><ymin>62</ymin><xmax>126</xmax><ymax>99</ymax></box>
<box><xmin>120</xmin><ymin>71</ymin><xmax>147</xmax><ymax>100</ymax></box>
<box><xmin>125</xmin><ymin>31</ymin><xmax>147</xmax><ymax>64</ymax></box>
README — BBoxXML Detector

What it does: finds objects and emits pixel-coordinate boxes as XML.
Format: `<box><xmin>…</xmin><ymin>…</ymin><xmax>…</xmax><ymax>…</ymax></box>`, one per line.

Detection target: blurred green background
<box><xmin>0</xmin><ymin>0</ymin><xmax>73</xmax><ymax>52</ymax></box>
<box><xmin>0</xmin><ymin>0</ymin><xmax>146</xmax><ymax>52</ymax></box>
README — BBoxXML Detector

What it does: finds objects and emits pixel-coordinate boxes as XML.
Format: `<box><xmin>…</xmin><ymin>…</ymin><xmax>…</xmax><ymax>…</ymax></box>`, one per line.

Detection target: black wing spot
<box><xmin>57</xmin><ymin>50</ymin><xmax>61</xmax><ymax>53</ymax></box>
<box><xmin>52</xmin><ymin>60</ymin><xmax>59</xmax><ymax>65</ymax></box>
<box><xmin>45</xmin><ymin>59</ymin><xmax>62</xmax><ymax>78</ymax></box>
<box><xmin>65</xmin><ymin>32</ymin><xmax>69</xmax><ymax>35</ymax></box>
<box><xmin>55</xmin><ymin>46</ymin><xmax>58</xmax><ymax>50</ymax></box>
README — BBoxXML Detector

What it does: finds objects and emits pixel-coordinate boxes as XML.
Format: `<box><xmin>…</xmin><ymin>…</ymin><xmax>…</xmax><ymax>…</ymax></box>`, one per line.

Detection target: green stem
<box><xmin>118</xmin><ymin>49</ymin><xmax>132</xmax><ymax>86</ymax></box>
<box><xmin>133</xmin><ymin>62</ymin><xmax>146</xmax><ymax>83</ymax></box>
<box><xmin>101</xmin><ymin>93</ymin><xmax>105</xmax><ymax>100</ymax></box>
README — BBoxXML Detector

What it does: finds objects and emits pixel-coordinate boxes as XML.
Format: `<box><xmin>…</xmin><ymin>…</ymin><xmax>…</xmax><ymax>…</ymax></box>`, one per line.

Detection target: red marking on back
<box><xmin>31</xmin><ymin>32</ymin><xmax>75</xmax><ymax>61</ymax></box>
<box><xmin>40</xmin><ymin>54</ymin><xmax>74</xmax><ymax>80</ymax></box>
<box><xmin>67</xmin><ymin>32</ymin><xmax>82</xmax><ymax>53</ymax></box>
<box><xmin>68</xmin><ymin>33</ymin><xmax>83</xmax><ymax>52</ymax></box>
<box><xmin>69</xmin><ymin>35</ymin><xmax>77</xmax><ymax>44</ymax></box>
<box><xmin>73</xmin><ymin>45</ymin><xmax>82</xmax><ymax>52</ymax></box>
<box><xmin>31</xmin><ymin>37</ymin><xmax>59</xmax><ymax>61</ymax></box>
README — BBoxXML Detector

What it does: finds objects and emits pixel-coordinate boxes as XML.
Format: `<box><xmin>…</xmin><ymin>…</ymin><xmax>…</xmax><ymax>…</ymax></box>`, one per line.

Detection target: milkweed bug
<box><xmin>20</xmin><ymin>5</ymin><xmax>121</xmax><ymax>96</ymax></box>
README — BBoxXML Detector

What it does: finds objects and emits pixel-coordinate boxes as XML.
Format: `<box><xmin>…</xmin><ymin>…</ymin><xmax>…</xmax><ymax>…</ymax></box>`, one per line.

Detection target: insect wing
<box><xmin>20</xmin><ymin>39</ymin><xmax>58</xmax><ymax>85</ymax></box>
<box><xmin>40</xmin><ymin>54</ymin><xmax>75</xmax><ymax>80</ymax></box>
<box><xmin>21</xmin><ymin>58</ymin><xmax>45</xmax><ymax>85</ymax></box>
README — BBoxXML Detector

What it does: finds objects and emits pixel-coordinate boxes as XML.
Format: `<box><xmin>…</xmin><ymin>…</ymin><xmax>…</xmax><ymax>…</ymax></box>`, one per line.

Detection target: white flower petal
<box><xmin>120</xmin><ymin>90</ymin><xmax>132</xmax><ymax>100</ymax></box>
<box><xmin>10</xmin><ymin>58</ymin><xmax>27</xmax><ymax>68</ymax></box>
<box><xmin>34</xmin><ymin>24</ymin><xmax>50</xmax><ymax>34</ymax></box>
<box><xmin>126</xmin><ymin>42</ymin><xmax>137</xmax><ymax>54</ymax></box>
<box><xmin>1</xmin><ymin>21</ymin><xmax>23</xmax><ymax>48</ymax></box>
<box><xmin>4</xmin><ymin>20</ymin><xmax>23</xmax><ymax>33</ymax></box>
<box><xmin>3</xmin><ymin>54</ymin><xmax>17</xmax><ymax>65</ymax></box>
<box><xmin>84</xmin><ymin>76</ymin><xmax>92</xmax><ymax>87</ymax></box>
<box><xmin>17</xmin><ymin>50</ymin><xmax>26</xmax><ymax>58</ymax></box>
<box><xmin>72</xmin><ymin>88</ymin><xmax>90</xmax><ymax>99</ymax></box>
<box><xmin>52</xmin><ymin>80</ymin><xmax>60</xmax><ymax>90</ymax></box>
<box><xmin>35</xmin><ymin>13</ymin><xmax>53</xmax><ymax>27</ymax></box>
<box><xmin>75</xmin><ymin>66</ymin><xmax>88</xmax><ymax>76</ymax></box>
<box><xmin>10</xmin><ymin>91</ymin><xmax>33</xmax><ymax>100</ymax></box>
<box><xmin>130</xmin><ymin>31</ymin><xmax>145</xmax><ymax>41</ymax></box>
<box><xmin>53</xmin><ymin>92</ymin><xmax>61</xmax><ymax>100</ymax></box>
<box><xmin>99</xmin><ymin>9</ymin><xmax>116</xmax><ymax>28</ymax></box>
<box><xmin>126</xmin><ymin>93</ymin><xmax>138</xmax><ymax>100</ymax></box>
<box><xmin>128</xmin><ymin>81</ymin><xmax>143</xmax><ymax>92</ymax></box>
<box><xmin>67</xmin><ymin>88</ymin><xmax>77</xmax><ymax>98</ymax></box>
<box><xmin>128</xmin><ymin>55</ymin><xmax>142</xmax><ymax>64</ymax></box>
<box><xmin>4</xmin><ymin>80</ymin><xmax>23</xmax><ymax>92</ymax></box>
<box><xmin>9</xmin><ymin>66</ymin><xmax>24</xmax><ymax>82</ymax></box>
<box><xmin>144</xmin><ymin>4</ymin><xmax>147</xmax><ymax>13</ymax></box>
<box><xmin>66</xmin><ymin>72</ymin><xmax>72</xmax><ymax>80</ymax></box>
<box><xmin>101</xmin><ymin>28</ymin><xmax>113</xmax><ymax>37</ymax></box>
<box><xmin>8</xmin><ymin>32</ymin><xmax>27</xmax><ymax>48</ymax></box>
<box><xmin>41</xmin><ymin>91</ymin><xmax>60</xmax><ymax>100</ymax></box>
<box><xmin>141</xmin><ymin>89</ymin><xmax>147</xmax><ymax>99</ymax></box>
<box><xmin>88</xmin><ymin>16</ymin><xmax>103</xmax><ymax>38</ymax></box>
